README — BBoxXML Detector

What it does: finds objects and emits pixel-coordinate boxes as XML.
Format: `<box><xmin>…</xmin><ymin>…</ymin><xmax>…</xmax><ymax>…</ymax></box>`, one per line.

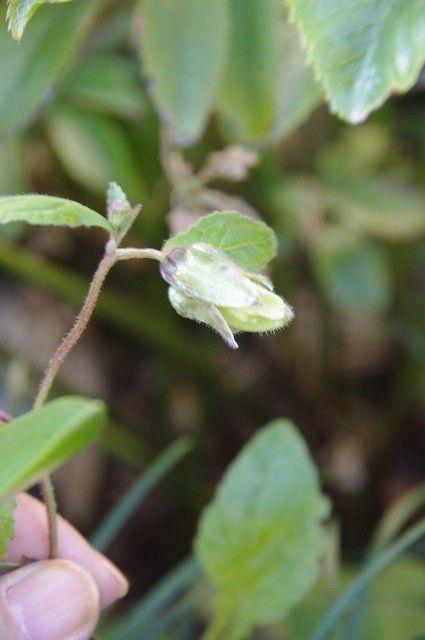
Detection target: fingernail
<box><xmin>96</xmin><ymin>555</ymin><xmax>129</xmax><ymax>607</ymax></box>
<box><xmin>4</xmin><ymin>560</ymin><xmax>99</xmax><ymax>640</ymax></box>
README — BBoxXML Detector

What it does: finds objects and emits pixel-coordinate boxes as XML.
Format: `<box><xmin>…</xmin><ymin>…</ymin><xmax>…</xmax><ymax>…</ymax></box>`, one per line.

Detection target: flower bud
<box><xmin>162</xmin><ymin>242</ymin><xmax>294</xmax><ymax>348</ymax></box>
<box><xmin>106</xmin><ymin>182</ymin><xmax>141</xmax><ymax>240</ymax></box>
<box><xmin>168</xmin><ymin>286</ymin><xmax>238</xmax><ymax>349</ymax></box>
<box><xmin>160</xmin><ymin>243</ymin><xmax>258</xmax><ymax>308</ymax></box>
<box><xmin>219</xmin><ymin>288</ymin><xmax>294</xmax><ymax>333</ymax></box>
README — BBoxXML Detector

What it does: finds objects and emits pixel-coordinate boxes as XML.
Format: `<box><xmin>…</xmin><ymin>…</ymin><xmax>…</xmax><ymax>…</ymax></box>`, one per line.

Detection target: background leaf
<box><xmin>217</xmin><ymin>2</ymin><xmax>320</xmax><ymax>143</ymax></box>
<box><xmin>0</xmin><ymin>396</ymin><xmax>106</xmax><ymax>502</ymax></box>
<box><xmin>0</xmin><ymin>500</ymin><xmax>14</xmax><ymax>560</ymax></box>
<box><xmin>0</xmin><ymin>0</ymin><xmax>100</xmax><ymax>136</ymax></box>
<box><xmin>311</xmin><ymin>233</ymin><xmax>392</xmax><ymax>313</ymax></box>
<box><xmin>217</xmin><ymin>0</ymin><xmax>281</xmax><ymax>141</ymax></box>
<box><xmin>0</xmin><ymin>194</ymin><xmax>114</xmax><ymax>234</ymax></box>
<box><xmin>286</xmin><ymin>0</ymin><xmax>425</xmax><ymax>123</ymax></box>
<box><xmin>140</xmin><ymin>0</ymin><xmax>229</xmax><ymax>144</ymax></box>
<box><xmin>46</xmin><ymin>107</ymin><xmax>146</xmax><ymax>202</ymax></box>
<box><xmin>62</xmin><ymin>54</ymin><xmax>148</xmax><ymax>121</ymax></box>
<box><xmin>6</xmin><ymin>0</ymin><xmax>73</xmax><ymax>41</ymax></box>
<box><xmin>195</xmin><ymin>420</ymin><xmax>329</xmax><ymax>639</ymax></box>
<box><xmin>163</xmin><ymin>211</ymin><xmax>277</xmax><ymax>271</ymax></box>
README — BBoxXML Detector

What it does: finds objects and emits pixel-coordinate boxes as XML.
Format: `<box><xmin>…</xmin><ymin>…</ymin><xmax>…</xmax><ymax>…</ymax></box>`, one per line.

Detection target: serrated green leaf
<box><xmin>0</xmin><ymin>500</ymin><xmax>15</xmax><ymax>560</ymax></box>
<box><xmin>47</xmin><ymin>107</ymin><xmax>145</xmax><ymax>203</ymax></box>
<box><xmin>0</xmin><ymin>195</ymin><xmax>114</xmax><ymax>234</ymax></box>
<box><xmin>0</xmin><ymin>0</ymin><xmax>100</xmax><ymax>135</ymax></box>
<box><xmin>163</xmin><ymin>212</ymin><xmax>277</xmax><ymax>271</ymax></box>
<box><xmin>286</xmin><ymin>0</ymin><xmax>425</xmax><ymax>123</ymax></box>
<box><xmin>140</xmin><ymin>0</ymin><xmax>229</xmax><ymax>145</ymax></box>
<box><xmin>195</xmin><ymin>420</ymin><xmax>329</xmax><ymax>639</ymax></box>
<box><xmin>311</xmin><ymin>232</ymin><xmax>392</xmax><ymax>313</ymax></box>
<box><xmin>0</xmin><ymin>396</ymin><xmax>106</xmax><ymax>502</ymax></box>
<box><xmin>6</xmin><ymin>0</ymin><xmax>73</xmax><ymax>41</ymax></box>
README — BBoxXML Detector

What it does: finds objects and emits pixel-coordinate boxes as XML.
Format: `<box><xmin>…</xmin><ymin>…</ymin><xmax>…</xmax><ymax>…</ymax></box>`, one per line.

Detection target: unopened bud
<box><xmin>106</xmin><ymin>182</ymin><xmax>141</xmax><ymax>240</ymax></box>
<box><xmin>161</xmin><ymin>243</ymin><xmax>258</xmax><ymax>307</ymax></box>
<box><xmin>162</xmin><ymin>242</ymin><xmax>294</xmax><ymax>348</ymax></box>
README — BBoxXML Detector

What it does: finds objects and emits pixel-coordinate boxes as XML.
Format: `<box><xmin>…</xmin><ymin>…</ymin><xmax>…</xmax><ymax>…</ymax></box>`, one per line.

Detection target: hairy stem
<box><xmin>115</xmin><ymin>248</ymin><xmax>164</xmax><ymax>262</ymax></box>
<box><xmin>34</xmin><ymin>237</ymin><xmax>118</xmax><ymax>559</ymax></box>
<box><xmin>33</xmin><ymin>238</ymin><xmax>118</xmax><ymax>410</ymax></box>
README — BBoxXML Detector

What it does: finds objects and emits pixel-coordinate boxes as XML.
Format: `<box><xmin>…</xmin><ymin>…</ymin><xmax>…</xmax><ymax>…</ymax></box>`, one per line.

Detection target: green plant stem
<box><xmin>34</xmin><ymin>237</ymin><xmax>118</xmax><ymax>559</ymax></box>
<box><xmin>310</xmin><ymin>515</ymin><xmax>425</xmax><ymax>640</ymax></box>
<box><xmin>33</xmin><ymin>238</ymin><xmax>118</xmax><ymax>410</ymax></box>
<box><xmin>31</xmin><ymin>236</ymin><xmax>166</xmax><ymax>559</ymax></box>
<box><xmin>115</xmin><ymin>247</ymin><xmax>164</xmax><ymax>262</ymax></box>
<box><xmin>201</xmin><ymin>599</ymin><xmax>237</xmax><ymax>640</ymax></box>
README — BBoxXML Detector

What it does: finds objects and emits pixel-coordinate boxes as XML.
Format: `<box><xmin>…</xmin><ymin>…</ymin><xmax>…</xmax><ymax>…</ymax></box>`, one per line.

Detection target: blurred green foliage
<box><xmin>0</xmin><ymin>0</ymin><xmax>424</xmax><ymax>638</ymax></box>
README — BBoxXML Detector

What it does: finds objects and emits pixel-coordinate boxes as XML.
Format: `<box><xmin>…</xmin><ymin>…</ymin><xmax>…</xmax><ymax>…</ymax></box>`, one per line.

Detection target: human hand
<box><xmin>0</xmin><ymin>493</ymin><xmax>128</xmax><ymax>639</ymax></box>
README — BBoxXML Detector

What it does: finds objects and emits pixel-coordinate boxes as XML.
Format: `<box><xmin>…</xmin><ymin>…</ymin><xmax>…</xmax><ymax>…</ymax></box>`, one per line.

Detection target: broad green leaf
<box><xmin>63</xmin><ymin>55</ymin><xmax>148</xmax><ymax>121</ymax></box>
<box><xmin>47</xmin><ymin>107</ymin><xmax>145</xmax><ymax>202</ymax></box>
<box><xmin>6</xmin><ymin>0</ymin><xmax>73</xmax><ymax>41</ymax></box>
<box><xmin>282</xmin><ymin>560</ymin><xmax>425</xmax><ymax>639</ymax></box>
<box><xmin>163</xmin><ymin>211</ymin><xmax>277</xmax><ymax>272</ymax></box>
<box><xmin>0</xmin><ymin>0</ymin><xmax>100</xmax><ymax>136</ymax></box>
<box><xmin>0</xmin><ymin>500</ymin><xmax>14</xmax><ymax>560</ymax></box>
<box><xmin>268</xmin><ymin>18</ymin><xmax>322</xmax><ymax>143</ymax></box>
<box><xmin>140</xmin><ymin>0</ymin><xmax>229</xmax><ymax>144</ymax></box>
<box><xmin>0</xmin><ymin>195</ymin><xmax>114</xmax><ymax>234</ymax></box>
<box><xmin>0</xmin><ymin>396</ymin><xmax>106</xmax><ymax>502</ymax></box>
<box><xmin>217</xmin><ymin>3</ymin><xmax>320</xmax><ymax>142</ymax></box>
<box><xmin>218</xmin><ymin>0</ymin><xmax>281</xmax><ymax>141</ymax></box>
<box><xmin>286</xmin><ymin>0</ymin><xmax>425</xmax><ymax>123</ymax></box>
<box><xmin>311</xmin><ymin>232</ymin><xmax>392</xmax><ymax>313</ymax></box>
<box><xmin>195</xmin><ymin>420</ymin><xmax>329</xmax><ymax>639</ymax></box>
<box><xmin>323</xmin><ymin>179</ymin><xmax>425</xmax><ymax>242</ymax></box>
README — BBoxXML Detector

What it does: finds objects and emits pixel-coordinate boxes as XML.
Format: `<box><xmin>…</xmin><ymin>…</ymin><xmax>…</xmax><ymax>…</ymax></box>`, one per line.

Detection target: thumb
<box><xmin>0</xmin><ymin>559</ymin><xmax>100</xmax><ymax>640</ymax></box>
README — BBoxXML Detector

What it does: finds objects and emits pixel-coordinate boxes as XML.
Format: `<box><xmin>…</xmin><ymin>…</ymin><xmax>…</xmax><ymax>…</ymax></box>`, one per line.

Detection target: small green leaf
<box><xmin>163</xmin><ymin>212</ymin><xmax>277</xmax><ymax>271</ymax></box>
<box><xmin>286</xmin><ymin>0</ymin><xmax>425</xmax><ymax>123</ymax></box>
<box><xmin>0</xmin><ymin>500</ymin><xmax>15</xmax><ymax>560</ymax></box>
<box><xmin>195</xmin><ymin>420</ymin><xmax>329</xmax><ymax>639</ymax></box>
<box><xmin>7</xmin><ymin>0</ymin><xmax>73</xmax><ymax>41</ymax></box>
<box><xmin>140</xmin><ymin>0</ymin><xmax>229</xmax><ymax>144</ymax></box>
<box><xmin>0</xmin><ymin>396</ymin><xmax>106</xmax><ymax>502</ymax></box>
<box><xmin>311</xmin><ymin>232</ymin><xmax>392</xmax><ymax>313</ymax></box>
<box><xmin>0</xmin><ymin>194</ymin><xmax>114</xmax><ymax>234</ymax></box>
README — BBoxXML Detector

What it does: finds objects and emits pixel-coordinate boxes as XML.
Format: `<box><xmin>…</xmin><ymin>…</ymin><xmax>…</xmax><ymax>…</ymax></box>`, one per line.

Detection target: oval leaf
<box><xmin>286</xmin><ymin>0</ymin><xmax>425</xmax><ymax>123</ymax></box>
<box><xmin>163</xmin><ymin>211</ymin><xmax>277</xmax><ymax>271</ymax></box>
<box><xmin>46</xmin><ymin>107</ymin><xmax>146</xmax><ymax>203</ymax></box>
<box><xmin>311</xmin><ymin>233</ymin><xmax>392</xmax><ymax>313</ymax></box>
<box><xmin>0</xmin><ymin>396</ymin><xmax>106</xmax><ymax>502</ymax></box>
<box><xmin>140</xmin><ymin>0</ymin><xmax>229</xmax><ymax>145</ymax></box>
<box><xmin>217</xmin><ymin>0</ymin><xmax>282</xmax><ymax>141</ymax></box>
<box><xmin>0</xmin><ymin>194</ymin><xmax>114</xmax><ymax>234</ymax></box>
<box><xmin>195</xmin><ymin>420</ymin><xmax>329</xmax><ymax>638</ymax></box>
<box><xmin>0</xmin><ymin>0</ymin><xmax>100</xmax><ymax>136</ymax></box>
